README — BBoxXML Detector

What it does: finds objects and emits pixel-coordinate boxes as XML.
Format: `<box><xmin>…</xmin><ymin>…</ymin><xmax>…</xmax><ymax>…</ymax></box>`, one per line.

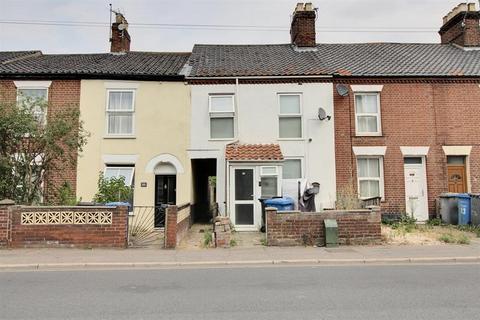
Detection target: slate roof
<box><xmin>0</xmin><ymin>51</ymin><xmax>190</xmax><ymax>79</ymax></box>
<box><xmin>188</xmin><ymin>43</ymin><xmax>480</xmax><ymax>77</ymax></box>
<box><xmin>226</xmin><ymin>143</ymin><xmax>284</xmax><ymax>161</ymax></box>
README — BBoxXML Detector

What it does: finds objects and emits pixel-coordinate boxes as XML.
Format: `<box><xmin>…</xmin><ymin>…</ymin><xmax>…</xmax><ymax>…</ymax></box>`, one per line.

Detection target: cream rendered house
<box><xmin>76</xmin><ymin>51</ymin><xmax>191</xmax><ymax>228</ymax></box>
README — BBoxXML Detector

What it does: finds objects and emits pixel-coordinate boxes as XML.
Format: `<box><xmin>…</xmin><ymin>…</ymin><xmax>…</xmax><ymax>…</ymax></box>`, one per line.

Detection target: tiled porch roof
<box><xmin>225</xmin><ymin>143</ymin><xmax>284</xmax><ymax>161</ymax></box>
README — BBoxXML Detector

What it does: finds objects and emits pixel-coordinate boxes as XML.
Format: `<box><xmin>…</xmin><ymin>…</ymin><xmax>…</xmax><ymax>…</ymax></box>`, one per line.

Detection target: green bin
<box><xmin>324</xmin><ymin>219</ymin><xmax>338</xmax><ymax>248</ymax></box>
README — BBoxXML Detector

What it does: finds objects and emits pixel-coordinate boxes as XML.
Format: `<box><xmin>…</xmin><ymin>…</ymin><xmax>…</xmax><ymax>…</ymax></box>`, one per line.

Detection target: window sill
<box><xmin>208</xmin><ymin>138</ymin><xmax>236</xmax><ymax>142</ymax></box>
<box><xmin>103</xmin><ymin>135</ymin><xmax>136</xmax><ymax>139</ymax></box>
<box><xmin>355</xmin><ymin>133</ymin><xmax>383</xmax><ymax>137</ymax></box>
<box><xmin>278</xmin><ymin>138</ymin><xmax>305</xmax><ymax>141</ymax></box>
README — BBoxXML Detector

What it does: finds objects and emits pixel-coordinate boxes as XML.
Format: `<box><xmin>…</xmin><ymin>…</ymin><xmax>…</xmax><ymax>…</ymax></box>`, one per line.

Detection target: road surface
<box><xmin>1</xmin><ymin>264</ymin><xmax>479</xmax><ymax>319</ymax></box>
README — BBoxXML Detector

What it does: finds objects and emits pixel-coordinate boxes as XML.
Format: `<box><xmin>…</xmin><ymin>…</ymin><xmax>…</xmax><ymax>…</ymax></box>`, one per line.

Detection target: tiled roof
<box><xmin>0</xmin><ymin>51</ymin><xmax>41</xmax><ymax>63</ymax></box>
<box><xmin>0</xmin><ymin>51</ymin><xmax>190</xmax><ymax>79</ymax></box>
<box><xmin>188</xmin><ymin>43</ymin><xmax>480</xmax><ymax>77</ymax></box>
<box><xmin>226</xmin><ymin>143</ymin><xmax>284</xmax><ymax>161</ymax></box>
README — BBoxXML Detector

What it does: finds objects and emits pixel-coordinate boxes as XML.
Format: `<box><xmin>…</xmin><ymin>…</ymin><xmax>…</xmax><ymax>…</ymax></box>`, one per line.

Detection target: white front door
<box><xmin>404</xmin><ymin>157</ymin><xmax>429</xmax><ymax>222</ymax></box>
<box><xmin>230</xmin><ymin>167</ymin><xmax>260</xmax><ymax>231</ymax></box>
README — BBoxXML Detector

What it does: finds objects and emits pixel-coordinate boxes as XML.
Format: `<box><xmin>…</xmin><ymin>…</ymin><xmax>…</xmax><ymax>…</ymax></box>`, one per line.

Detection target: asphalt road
<box><xmin>0</xmin><ymin>264</ymin><xmax>479</xmax><ymax>320</ymax></box>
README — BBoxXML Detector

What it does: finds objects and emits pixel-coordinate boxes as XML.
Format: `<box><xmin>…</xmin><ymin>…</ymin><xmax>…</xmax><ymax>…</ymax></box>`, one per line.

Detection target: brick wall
<box><xmin>165</xmin><ymin>204</ymin><xmax>191</xmax><ymax>249</ymax></box>
<box><xmin>0</xmin><ymin>201</ymin><xmax>14</xmax><ymax>248</ymax></box>
<box><xmin>0</xmin><ymin>80</ymin><xmax>81</xmax><ymax>204</ymax></box>
<box><xmin>3</xmin><ymin>205</ymin><xmax>128</xmax><ymax>248</ymax></box>
<box><xmin>266</xmin><ymin>207</ymin><xmax>381</xmax><ymax>246</ymax></box>
<box><xmin>334</xmin><ymin>80</ymin><xmax>480</xmax><ymax>218</ymax></box>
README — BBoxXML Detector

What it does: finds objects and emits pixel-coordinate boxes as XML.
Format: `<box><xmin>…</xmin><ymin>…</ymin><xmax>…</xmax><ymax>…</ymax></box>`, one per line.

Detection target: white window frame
<box><xmin>260</xmin><ymin>166</ymin><xmax>280</xmax><ymax>198</ymax></box>
<box><xmin>208</xmin><ymin>94</ymin><xmax>235</xmax><ymax>140</ymax></box>
<box><xmin>103</xmin><ymin>166</ymin><xmax>135</xmax><ymax>186</ymax></box>
<box><xmin>354</xmin><ymin>92</ymin><xmax>382</xmax><ymax>136</ymax></box>
<box><xmin>278</xmin><ymin>93</ymin><xmax>303</xmax><ymax>140</ymax></box>
<box><xmin>105</xmin><ymin>89</ymin><xmax>136</xmax><ymax>137</ymax></box>
<box><xmin>16</xmin><ymin>87</ymin><xmax>49</xmax><ymax>125</ymax></box>
<box><xmin>282</xmin><ymin>158</ymin><xmax>303</xmax><ymax>180</ymax></box>
<box><xmin>356</xmin><ymin>156</ymin><xmax>385</xmax><ymax>200</ymax></box>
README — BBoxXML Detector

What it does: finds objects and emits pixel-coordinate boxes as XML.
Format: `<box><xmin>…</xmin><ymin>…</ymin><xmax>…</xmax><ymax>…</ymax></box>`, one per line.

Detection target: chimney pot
<box><xmin>439</xmin><ymin>3</ymin><xmax>480</xmax><ymax>47</ymax></box>
<box><xmin>110</xmin><ymin>12</ymin><xmax>131</xmax><ymax>53</ymax></box>
<box><xmin>290</xmin><ymin>2</ymin><xmax>317</xmax><ymax>48</ymax></box>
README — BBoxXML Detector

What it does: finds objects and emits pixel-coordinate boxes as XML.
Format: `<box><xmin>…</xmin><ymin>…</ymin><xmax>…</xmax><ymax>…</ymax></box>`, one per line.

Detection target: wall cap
<box><xmin>0</xmin><ymin>199</ymin><xmax>15</xmax><ymax>205</ymax></box>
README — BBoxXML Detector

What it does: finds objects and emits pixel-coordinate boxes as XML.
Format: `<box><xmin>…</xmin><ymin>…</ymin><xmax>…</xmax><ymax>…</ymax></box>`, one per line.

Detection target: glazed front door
<box><xmin>404</xmin><ymin>157</ymin><xmax>429</xmax><ymax>222</ymax></box>
<box><xmin>154</xmin><ymin>175</ymin><xmax>176</xmax><ymax>228</ymax></box>
<box><xmin>231</xmin><ymin>168</ymin><xmax>257</xmax><ymax>230</ymax></box>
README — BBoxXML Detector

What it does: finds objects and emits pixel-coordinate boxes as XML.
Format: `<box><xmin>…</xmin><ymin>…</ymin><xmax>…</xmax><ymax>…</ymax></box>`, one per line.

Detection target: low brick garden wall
<box><xmin>165</xmin><ymin>203</ymin><xmax>192</xmax><ymax>249</ymax></box>
<box><xmin>0</xmin><ymin>201</ymin><xmax>128</xmax><ymax>248</ymax></box>
<box><xmin>266</xmin><ymin>207</ymin><xmax>382</xmax><ymax>246</ymax></box>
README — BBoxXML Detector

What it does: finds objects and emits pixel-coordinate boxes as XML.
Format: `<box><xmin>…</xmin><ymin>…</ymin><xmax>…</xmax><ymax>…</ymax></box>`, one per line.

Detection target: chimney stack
<box><xmin>110</xmin><ymin>12</ymin><xmax>131</xmax><ymax>53</ymax></box>
<box><xmin>290</xmin><ymin>2</ymin><xmax>317</xmax><ymax>48</ymax></box>
<box><xmin>439</xmin><ymin>3</ymin><xmax>480</xmax><ymax>47</ymax></box>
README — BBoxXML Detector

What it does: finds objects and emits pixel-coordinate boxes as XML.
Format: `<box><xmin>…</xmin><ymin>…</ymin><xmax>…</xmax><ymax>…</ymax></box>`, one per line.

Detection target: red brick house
<box><xmin>333</xmin><ymin>3</ymin><xmax>480</xmax><ymax>220</ymax></box>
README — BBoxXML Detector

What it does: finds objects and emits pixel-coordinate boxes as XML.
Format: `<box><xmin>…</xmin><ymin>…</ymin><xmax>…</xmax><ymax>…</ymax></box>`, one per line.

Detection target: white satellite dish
<box><xmin>318</xmin><ymin>108</ymin><xmax>331</xmax><ymax>121</ymax></box>
<box><xmin>118</xmin><ymin>23</ymin><xmax>127</xmax><ymax>31</ymax></box>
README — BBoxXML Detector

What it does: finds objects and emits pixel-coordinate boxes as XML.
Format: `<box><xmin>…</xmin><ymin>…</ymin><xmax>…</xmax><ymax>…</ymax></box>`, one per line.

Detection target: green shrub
<box><xmin>57</xmin><ymin>182</ymin><xmax>78</xmax><ymax>206</ymax></box>
<box><xmin>203</xmin><ymin>230</ymin><xmax>213</xmax><ymax>247</ymax></box>
<box><xmin>93</xmin><ymin>172</ymin><xmax>132</xmax><ymax>204</ymax></box>
<box><xmin>427</xmin><ymin>218</ymin><xmax>443</xmax><ymax>226</ymax></box>
<box><xmin>457</xmin><ymin>234</ymin><xmax>471</xmax><ymax>245</ymax></box>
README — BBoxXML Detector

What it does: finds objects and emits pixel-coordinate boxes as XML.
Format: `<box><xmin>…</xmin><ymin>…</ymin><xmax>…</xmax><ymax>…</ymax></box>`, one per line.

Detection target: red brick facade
<box><xmin>0</xmin><ymin>79</ymin><xmax>81</xmax><ymax>204</ymax></box>
<box><xmin>290</xmin><ymin>4</ymin><xmax>316</xmax><ymax>47</ymax></box>
<box><xmin>165</xmin><ymin>204</ymin><xmax>191</xmax><ymax>249</ymax></box>
<box><xmin>440</xmin><ymin>10</ymin><xmax>480</xmax><ymax>47</ymax></box>
<box><xmin>266</xmin><ymin>207</ymin><xmax>381</xmax><ymax>246</ymax></box>
<box><xmin>334</xmin><ymin>79</ymin><xmax>480</xmax><ymax>218</ymax></box>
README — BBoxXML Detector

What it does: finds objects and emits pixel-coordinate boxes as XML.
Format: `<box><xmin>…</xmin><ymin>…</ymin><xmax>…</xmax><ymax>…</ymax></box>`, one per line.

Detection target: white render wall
<box><xmin>189</xmin><ymin>82</ymin><xmax>336</xmax><ymax>215</ymax></box>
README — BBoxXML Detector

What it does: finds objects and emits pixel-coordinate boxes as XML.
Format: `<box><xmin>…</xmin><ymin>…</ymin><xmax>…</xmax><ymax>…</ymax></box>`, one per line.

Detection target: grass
<box><xmin>438</xmin><ymin>232</ymin><xmax>471</xmax><ymax>245</ymax></box>
<box><xmin>203</xmin><ymin>230</ymin><xmax>213</xmax><ymax>248</ymax></box>
<box><xmin>229</xmin><ymin>239</ymin><xmax>237</xmax><ymax>247</ymax></box>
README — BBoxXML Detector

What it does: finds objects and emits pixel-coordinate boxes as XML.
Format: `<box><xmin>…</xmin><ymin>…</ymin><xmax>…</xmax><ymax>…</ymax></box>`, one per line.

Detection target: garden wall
<box><xmin>165</xmin><ymin>203</ymin><xmax>192</xmax><ymax>249</ymax></box>
<box><xmin>266</xmin><ymin>207</ymin><xmax>382</xmax><ymax>246</ymax></box>
<box><xmin>0</xmin><ymin>201</ymin><xmax>128</xmax><ymax>248</ymax></box>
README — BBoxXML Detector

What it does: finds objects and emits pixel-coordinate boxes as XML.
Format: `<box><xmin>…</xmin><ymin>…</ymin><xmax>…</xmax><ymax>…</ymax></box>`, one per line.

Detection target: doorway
<box><xmin>154</xmin><ymin>175</ymin><xmax>176</xmax><ymax>228</ymax></box>
<box><xmin>404</xmin><ymin>157</ymin><xmax>429</xmax><ymax>222</ymax></box>
<box><xmin>230</xmin><ymin>167</ymin><xmax>259</xmax><ymax>231</ymax></box>
<box><xmin>447</xmin><ymin>156</ymin><xmax>467</xmax><ymax>193</ymax></box>
<box><xmin>191</xmin><ymin>159</ymin><xmax>217</xmax><ymax>223</ymax></box>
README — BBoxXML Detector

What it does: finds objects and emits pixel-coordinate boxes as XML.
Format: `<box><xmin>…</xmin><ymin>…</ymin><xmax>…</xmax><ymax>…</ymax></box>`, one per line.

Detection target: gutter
<box><xmin>186</xmin><ymin>75</ymin><xmax>333</xmax><ymax>80</ymax></box>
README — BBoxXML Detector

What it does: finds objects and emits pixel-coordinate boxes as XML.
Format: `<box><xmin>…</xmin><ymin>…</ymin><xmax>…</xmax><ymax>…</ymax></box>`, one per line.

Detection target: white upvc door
<box><xmin>404</xmin><ymin>157</ymin><xmax>429</xmax><ymax>222</ymax></box>
<box><xmin>230</xmin><ymin>166</ymin><xmax>261</xmax><ymax>231</ymax></box>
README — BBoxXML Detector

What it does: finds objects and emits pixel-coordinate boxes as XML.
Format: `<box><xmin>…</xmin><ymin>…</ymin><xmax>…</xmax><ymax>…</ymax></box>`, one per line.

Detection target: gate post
<box><xmin>165</xmin><ymin>205</ymin><xmax>178</xmax><ymax>249</ymax></box>
<box><xmin>0</xmin><ymin>199</ymin><xmax>15</xmax><ymax>248</ymax></box>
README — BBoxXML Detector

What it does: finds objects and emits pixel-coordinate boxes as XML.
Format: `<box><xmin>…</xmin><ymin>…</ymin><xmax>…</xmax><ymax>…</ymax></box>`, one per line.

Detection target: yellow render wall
<box><xmin>77</xmin><ymin>80</ymin><xmax>191</xmax><ymax>206</ymax></box>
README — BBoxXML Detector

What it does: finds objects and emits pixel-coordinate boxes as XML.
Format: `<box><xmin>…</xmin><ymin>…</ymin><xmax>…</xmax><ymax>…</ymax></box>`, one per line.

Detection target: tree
<box><xmin>0</xmin><ymin>97</ymin><xmax>89</xmax><ymax>205</ymax></box>
<box><xmin>93</xmin><ymin>173</ymin><xmax>133</xmax><ymax>204</ymax></box>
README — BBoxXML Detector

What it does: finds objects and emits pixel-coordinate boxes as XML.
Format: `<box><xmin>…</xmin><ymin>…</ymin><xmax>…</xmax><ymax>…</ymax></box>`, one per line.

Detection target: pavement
<box><xmin>1</xmin><ymin>242</ymin><xmax>479</xmax><ymax>270</ymax></box>
<box><xmin>1</xmin><ymin>264</ymin><xmax>480</xmax><ymax>319</ymax></box>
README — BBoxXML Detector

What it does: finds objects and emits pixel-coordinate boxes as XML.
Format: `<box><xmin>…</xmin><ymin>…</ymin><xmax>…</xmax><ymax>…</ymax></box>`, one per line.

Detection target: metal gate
<box><xmin>128</xmin><ymin>206</ymin><xmax>165</xmax><ymax>248</ymax></box>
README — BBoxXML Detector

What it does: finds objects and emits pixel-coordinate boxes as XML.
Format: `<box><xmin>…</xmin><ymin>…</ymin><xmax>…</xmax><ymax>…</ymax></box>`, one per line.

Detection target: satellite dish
<box><xmin>117</xmin><ymin>23</ymin><xmax>128</xmax><ymax>31</ymax></box>
<box><xmin>318</xmin><ymin>108</ymin><xmax>331</xmax><ymax>121</ymax></box>
<box><xmin>336</xmin><ymin>84</ymin><xmax>349</xmax><ymax>97</ymax></box>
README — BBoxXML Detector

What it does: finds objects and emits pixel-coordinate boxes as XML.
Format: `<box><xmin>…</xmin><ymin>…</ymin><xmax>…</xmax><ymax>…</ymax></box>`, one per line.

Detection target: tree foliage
<box><xmin>93</xmin><ymin>173</ymin><xmax>133</xmax><ymax>204</ymax></box>
<box><xmin>0</xmin><ymin>98</ymin><xmax>89</xmax><ymax>204</ymax></box>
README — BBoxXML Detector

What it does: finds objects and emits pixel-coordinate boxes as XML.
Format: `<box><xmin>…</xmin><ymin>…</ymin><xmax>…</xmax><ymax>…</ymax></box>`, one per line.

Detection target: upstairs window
<box><xmin>279</xmin><ymin>94</ymin><xmax>302</xmax><ymax>139</ymax></box>
<box><xmin>209</xmin><ymin>95</ymin><xmax>234</xmax><ymax>139</ymax></box>
<box><xmin>106</xmin><ymin>90</ymin><xmax>135</xmax><ymax>136</ymax></box>
<box><xmin>17</xmin><ymin>88</ymin><xmax>48</xmax><ymax>124</ymax></box>
<box><xmin>354</xmin><ymin>93</ymin><xmax>381</xmax><ymax>136</ymax></box>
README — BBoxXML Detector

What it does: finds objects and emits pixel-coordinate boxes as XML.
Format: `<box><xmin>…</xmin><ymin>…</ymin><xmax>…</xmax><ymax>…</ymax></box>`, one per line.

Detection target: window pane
<box><xmin>261</xmin><ymin>166</ymin><xmax>277</xmax><ymax>175</ymax></box>
<box><xmin>210</xmin><ymin>96</ymin><xmax>234</xmax><ymax>112</ymax></box>
<box><xmin>104</xmin><ymin>167</ymin><xmax>134</xmax><ymax>186</ymax></box>
<box><xmin>359</xmin><ymin>180</ymin><xmax>380</xmax><ymax>198</ymax></box>
<box><xmin>18</xmin><ymin>89</ymin><xmax>47</xmax><ymax>101</ymax></box>
<box><xmin>368</xmin><ymin>158</ymin><xmax>380</xmax><ymax>177</ymax></box>
<box><xmin>210</xmin><ymin>117</ymin><xmax>234</xmax><ymax>139</ymax></box>
<box><xmin>235</xmin><ymin>169</ymin><xmax>253</xmax><ymax>201</ymax></box>
<box><xmin>404</xmin><ymin>157</ymin><xmax>422</xmax><ymax>164</ymax></box>
<box><xmin>279</xmin><ymin>95</ymin><xmax>300</xmax><ymax>114</ymax></box>
<box><xmin>109</xmin><ymin>91</ymin><xmax>133</xmax><ymax>111</ymax></box>
<box><xmin>261</xmin><ymin>177</ymin><xmax>278</xmax><ymax>198</ymax></box>
<box><xmin>357</xmin><ymin>116</ymin><xmax>378</xmax><ymax>133</ymax></box>
<box><xmin>447</xmin><ymin>156</ymin><xmax>466</xmax><ymax>165</ymax></box>
<box><xmin>358</xmin><ymin>159</ymin><xmax>368</xmax><ymax>177</ymax></box>
<box><xmin>235</xmin><ymin>204</ymin><xmax>254</xmax><ymax>225</ymax></box>
<box><xmin>108</xmin><ymin>113</ymin><xmax>133</xmax><ymax>134</ymax></box>
<box><xmin>279</xmin><ymin>117</ymin><xmax>302</xmax><ymax>138</ymax></box>
<box><xmin>283</xmin><ymin>159</ymin><xmax>302</xmax><ymax>179</ymax></box>
<box><xmin>355</xmin><ymin>94</ymin><xmax>378</xmax><ymax>113</ymax></box>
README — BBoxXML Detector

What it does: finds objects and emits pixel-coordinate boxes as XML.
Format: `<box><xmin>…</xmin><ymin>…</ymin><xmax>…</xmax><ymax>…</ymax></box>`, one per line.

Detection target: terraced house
<box><xmin>186</xmin><ymin>2</ymin><xmax>480</xmax><ymax>226</ymax></box>
<box><xmin>2</xmin><ymin>2</ymin><xmax>480</xmax><ymax>231</ymax></box>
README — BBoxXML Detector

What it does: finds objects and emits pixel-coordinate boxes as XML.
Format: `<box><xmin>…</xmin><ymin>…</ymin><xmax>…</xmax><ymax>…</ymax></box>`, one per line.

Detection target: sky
<box><xmin>0</xmin><ymin>0</ymin><xmax>473</xmax><ymax>53</ymax></box>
